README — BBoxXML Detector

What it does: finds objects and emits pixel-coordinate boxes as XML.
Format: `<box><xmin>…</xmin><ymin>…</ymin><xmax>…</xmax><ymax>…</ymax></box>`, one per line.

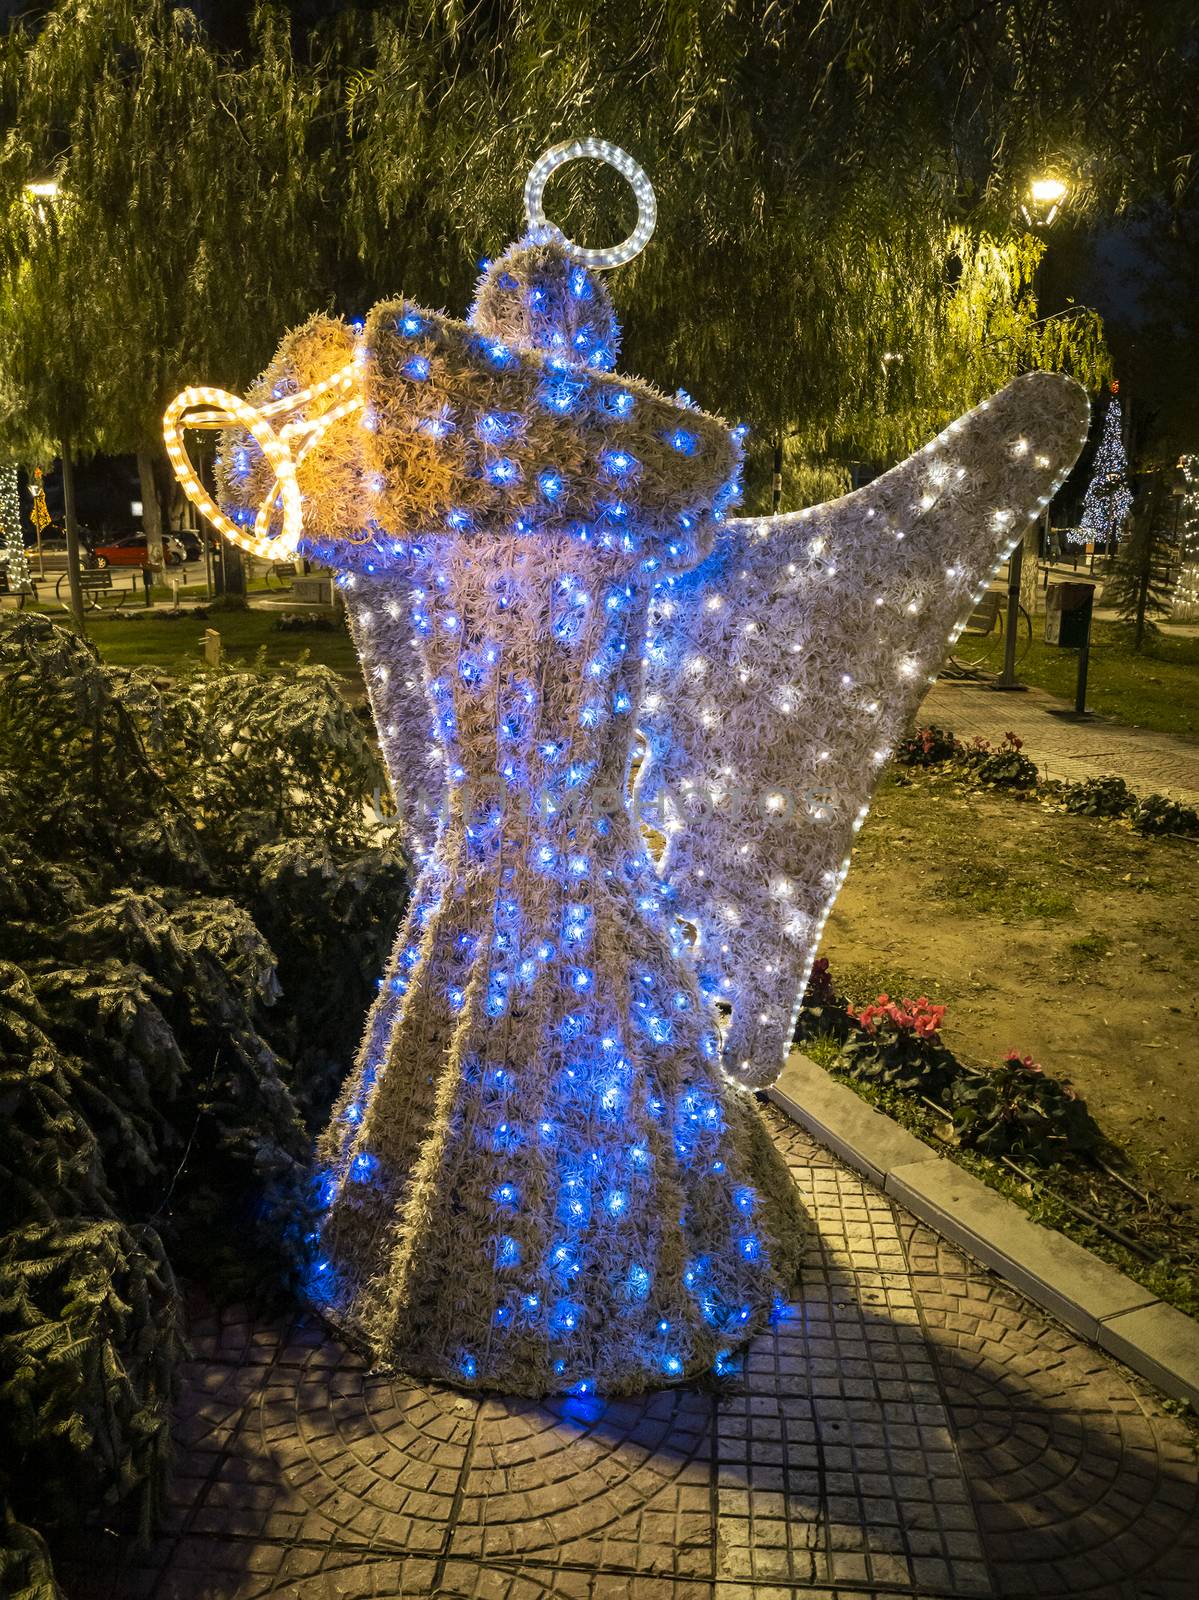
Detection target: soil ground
<box><xmin>821</xmin><ymin>769</ymin><xmax>1199</xmax><ymax>1207</ymax></box>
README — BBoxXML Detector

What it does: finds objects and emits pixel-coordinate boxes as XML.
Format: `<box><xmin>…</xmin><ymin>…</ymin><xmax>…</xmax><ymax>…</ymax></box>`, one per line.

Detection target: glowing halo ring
<box><xmin>523</xmin><ymin>138</ymin><xmax>656</xmax><ymax>270</ymax></box>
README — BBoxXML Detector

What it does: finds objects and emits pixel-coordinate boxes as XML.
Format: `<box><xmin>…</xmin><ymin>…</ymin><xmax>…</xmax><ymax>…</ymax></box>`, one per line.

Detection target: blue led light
<box><xmin>540</xmin><ymin>381</ymin><xmax>581</xmax><ymax>414</ymax></box>
<box><xmin>606</xmin><ymin>1188</ymin><xmax>628</xmax><ymax>1216</ymax></box>
<box><xmin>402</xmin><ymin>355</ymin><xmax>430</xmax><ymax>380</ymax></box>
<box><xmin>734</xmin><ymin>1186</ymin><xmax>757</xmax><ymax>1214</ymax></box>
<box><xmin>538</xmin><ymin>470</ymin><xmax>563</xmax><ymax>500</ymax></box>
<box><xmin>399</xmin><ymin>312</ymin><xmax>425</xmax><ymax>336</ymax></box>
<box><xmin>496</xmin><ymin>1235</ymin><xmax>521</xmax><ymax>1268</ymax></box>
<box><xmin>740</xmin><ymin>1236</ymin><xmax>762</xmax><ymax>1261</ymax></box>
<box><xmin>662</xmin><ymin>1354</ymin><xmax>683</xmax><ymax>1376</ymax></box>
<box><xmin>627</xmin><ymin>1264</ymin><xmax>650</xmax><ymax>1300</ymax></box>
<box><xmin>485</xmin><ymin>457</ymin><xmax>521</xmax><ymax>485</ymax></box>
<box><xmin>493</xmin><ymin>1182</ymin><xmax>519</xmax><ymax>1207</ymax></box>
<box><xmin>461</xmin><ymin>1354</ymin><xmax>477</xmax><ymax>1379</ymax></box>
<box><xmin>550</xmin><ymin>1299</ymin><xmax>581</xmax><ymax>1334</ymax></box>
<box><xmin>476</xmin><ymin>411</ymin><xmax>521</xmax><ymax>443</ymax></box>
<box><xmin>600</xmin><ymin>449</ymin><xmax>637</xmax><ymax>478</ymax></box>
<box><xmin>668</xmin><ymin>428</ymin><xmax>698</xmax><ymax>455</ymax></box>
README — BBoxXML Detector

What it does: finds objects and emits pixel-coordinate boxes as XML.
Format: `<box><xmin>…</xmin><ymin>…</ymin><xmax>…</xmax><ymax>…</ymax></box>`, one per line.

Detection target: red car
<box><xmin>93</xmin><ymin>535</ymin><xmax>186</xmax><ymax>568</ymax></box>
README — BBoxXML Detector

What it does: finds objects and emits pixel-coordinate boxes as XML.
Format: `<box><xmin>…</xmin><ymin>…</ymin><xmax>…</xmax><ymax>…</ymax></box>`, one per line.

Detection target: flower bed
<box><xmin>894</xmin><ymin>726</ymin><xmax>1199</xmax><ymax>836</ymax></box>
<box><xmin>792</xmin><ymin>961</ymin><xmax>1198</xmax><ymax>1322</ymax></box>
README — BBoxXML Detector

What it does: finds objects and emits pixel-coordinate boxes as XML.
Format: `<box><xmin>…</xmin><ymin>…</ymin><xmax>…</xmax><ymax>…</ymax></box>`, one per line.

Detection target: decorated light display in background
<box><xmin>1</xmin><ymin>466</ymin><xmax>31</xmax><ymax>590</ymax></box>
<box><xmin>1174</xmin><ymin>455</ymin><xmax>1199</xmax><ymax>618</ymax></box>
<box><xmin>1079</xmin><ymin>385</ymin><xmax>1132</xmax><ymax>548</ymax></box>
<box><xmin>164</xmin><ymin>142</ymin><xmax>1090</xmax><ymax>1397</ymax></box>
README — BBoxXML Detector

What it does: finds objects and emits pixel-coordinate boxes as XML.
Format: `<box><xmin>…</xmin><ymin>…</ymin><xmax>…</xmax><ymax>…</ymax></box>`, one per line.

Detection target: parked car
<box><xmin>22</xmin><ymin>532</ymin><xmax>99</xmax><ymax>569</ymax></box>
<box><xmin>93</xmin><ymin>534</ymin><xmax>186</xmax><ymax>568</ymax></box>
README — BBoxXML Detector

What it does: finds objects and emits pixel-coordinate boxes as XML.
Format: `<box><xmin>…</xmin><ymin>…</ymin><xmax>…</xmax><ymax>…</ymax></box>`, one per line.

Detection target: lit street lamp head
<box><xmin>1021</xmin><ymin>174</ymin><xmax>1069</xmax><ymax>228</ymax></box>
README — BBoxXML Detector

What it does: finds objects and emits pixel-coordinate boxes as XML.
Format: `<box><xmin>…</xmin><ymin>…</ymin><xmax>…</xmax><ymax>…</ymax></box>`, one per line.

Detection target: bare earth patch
<box><xmin>821</xmin><ymin>771</ymin><xmax>1199</xmax><ymax>1207</ymax></box>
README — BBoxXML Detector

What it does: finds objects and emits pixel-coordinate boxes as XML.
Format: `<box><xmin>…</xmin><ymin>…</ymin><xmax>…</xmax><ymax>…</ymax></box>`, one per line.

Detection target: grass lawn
<box><xmin>1016</xmin><ymin>621</ymin><xmax>1199</xmax><ymax>741</ymax></box>
<box><xmin>818</xmin><ymin>767</ymin><xmax>1199</xmax><ymax>1313</ymax></box>
<box><xmin>57</xmin><ymin>605</ymin><xmax>364</xmax><ymax>684</ymax></box>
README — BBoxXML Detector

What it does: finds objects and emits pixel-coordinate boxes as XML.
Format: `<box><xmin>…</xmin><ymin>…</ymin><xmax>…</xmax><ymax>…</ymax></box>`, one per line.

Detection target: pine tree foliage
<box><xmin>1101</xmin><ymin>472</ymin><xmax>1180</xmax><ymax>649</ymax></box>
<box><xmin>0</xmin><ymin>612</ymin><xmax>407</xmax><ymax>1583</ymax></box>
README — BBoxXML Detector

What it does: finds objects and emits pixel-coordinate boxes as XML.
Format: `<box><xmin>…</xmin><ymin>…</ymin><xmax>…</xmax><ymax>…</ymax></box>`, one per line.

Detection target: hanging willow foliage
<box><xmin>0</xmin><ymin>0</ymin><xmax>1190</xmax><ymax>483</ymax></box>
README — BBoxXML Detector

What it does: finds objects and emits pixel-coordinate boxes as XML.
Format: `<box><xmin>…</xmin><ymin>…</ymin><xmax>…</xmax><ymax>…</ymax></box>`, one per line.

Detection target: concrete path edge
<box><xmin>769</xmin><ymin>1048</ymin><xmax>1199</xmax><ymax>1408</ymax></box>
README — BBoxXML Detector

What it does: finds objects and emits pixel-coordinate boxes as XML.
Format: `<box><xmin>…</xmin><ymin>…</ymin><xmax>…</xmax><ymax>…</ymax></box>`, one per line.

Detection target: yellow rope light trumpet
<box><xmin>163</xmin><ymin>362</ymin><xmax>360</xmax><ymax>559</ymax></box>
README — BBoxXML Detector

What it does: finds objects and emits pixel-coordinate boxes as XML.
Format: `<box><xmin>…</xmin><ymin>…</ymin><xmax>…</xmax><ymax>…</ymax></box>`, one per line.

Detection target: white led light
<box><xmin>523</xmin><ymin>138</ymin><xmax>657</xmax><ymax>270</ymax></box>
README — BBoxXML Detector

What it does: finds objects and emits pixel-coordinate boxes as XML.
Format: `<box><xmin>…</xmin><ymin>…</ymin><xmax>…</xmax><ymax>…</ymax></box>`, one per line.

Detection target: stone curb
<box><xmin>769</xmin><ymin>1049</ymin><xmax>1199</xmax><ymax>1408</ymax></box>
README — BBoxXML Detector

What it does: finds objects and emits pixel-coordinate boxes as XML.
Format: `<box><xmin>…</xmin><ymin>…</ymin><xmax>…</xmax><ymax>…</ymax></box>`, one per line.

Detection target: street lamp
<box><xmin>993</xmin><ymin>172</ymin><xmax>1071</xmax><ymax>690</ymax></box>
<box><xmin>1021</xmin><ymin>176</ymin><xmax>1068</xmax><ymax>228</ymax></box>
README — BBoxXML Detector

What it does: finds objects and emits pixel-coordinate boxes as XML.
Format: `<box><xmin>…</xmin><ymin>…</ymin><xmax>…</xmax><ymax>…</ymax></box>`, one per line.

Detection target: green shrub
<box><xmin>1131</xmin><ymin>794</ymin><xmax>1199</xmax><ymax>837</ymax></box>
<box><xmin>950</xmin><ymin>1052</ymin><xmax>1101</xmax><ymax>1164</ymax></box>
<box><xmin>1061</xmin><ymin>775</ymin><xmax>1135</xmax><ymax>817</ymax></box>
<box><xmin>894</xmin><ymin>725</ymin><xmax>962</xmax><ymax>766</ymax></box>
<box><xmin>0</xmin><ymin>613</ymin><xmax>408</xmax><ymax>1579</ymax></box>
<box><xmin>836</xmin><ymin>993</ymin><xmax>960</xmax><ymax>1097</ymax></box>
<box><xmin>792</xmin><ymin>957</ymin><xmax>857</xmax><ymax>1045</ymax></box>
<box><xmin>962</xmin><ymin>731</ymin><xmax>1039</xmax><ymax>789</ymax></box>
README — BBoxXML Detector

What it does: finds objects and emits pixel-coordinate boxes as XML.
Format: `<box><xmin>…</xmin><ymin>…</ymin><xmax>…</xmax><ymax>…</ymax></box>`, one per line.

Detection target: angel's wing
<box><xmin>635</xmin><ymin>372</ymin><xmax>1090</xmax><ymax>1088</ymax></box>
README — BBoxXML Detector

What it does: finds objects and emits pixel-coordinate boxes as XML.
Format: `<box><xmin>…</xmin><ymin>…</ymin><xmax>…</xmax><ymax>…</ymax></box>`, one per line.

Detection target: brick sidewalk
<box><xmin>921</xmin><ymin>680</ymin><xmax>1199</xmax><ymax>808</ymax></box>
<box><xmin>60</xmin><ymin>1106</ymin><xmax>1198</xmax><ymax>1600</ymax></box>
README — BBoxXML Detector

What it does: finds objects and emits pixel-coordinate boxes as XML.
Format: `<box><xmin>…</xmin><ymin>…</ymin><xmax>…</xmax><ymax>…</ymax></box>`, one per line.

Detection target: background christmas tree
<box><xmin>1101</xmin><ymin>471</ymin><xmax>1179</xmax><ymax>648</ymax></box>
<box><xmin>1080</xmin><ymin>389</ymin><xmax>1133</xmax><ymax>549</ymax></box>
<box><xmin>1173</xmin><ymin>456</ymin><xmax>1199</xmax><ymax>618</ymax></box>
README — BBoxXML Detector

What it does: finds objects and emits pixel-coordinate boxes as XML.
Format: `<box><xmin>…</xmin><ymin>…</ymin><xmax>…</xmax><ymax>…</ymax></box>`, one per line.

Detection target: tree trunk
<box><xmin>60</xmin><ymin>435</ymin><xmax>86</xmax><ymax>634</ymax></box>
<box><xmin>1135</xmin><ymin>562</ymin><xmax>1148</xmax><ymax>651</ymax></box>
<box><xmin>137</xmin><ymin>449</ymin><xmax>166</xmax><ymax>572</ymax></box>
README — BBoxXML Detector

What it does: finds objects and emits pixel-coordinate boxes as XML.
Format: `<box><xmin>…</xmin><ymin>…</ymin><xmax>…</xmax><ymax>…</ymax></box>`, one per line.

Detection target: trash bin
<box><xmin>1044</xmin><ymin>581</ymin><xmax>1094</xmax><ymax>649</ymax></box>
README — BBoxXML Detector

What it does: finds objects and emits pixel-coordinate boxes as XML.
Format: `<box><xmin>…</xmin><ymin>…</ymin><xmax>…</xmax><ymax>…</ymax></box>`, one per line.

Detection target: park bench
<box><xmin>0</xmin><ymin>567</ymin><xmax>38</xmax><ymax>608</ymax></box>
<box><xmin>54</xmin><ymin>567</ymin><xmax>141</xmax><ymax>611</ymax></box>
<box><xmin>266</xmin><ymin>559</ymin><xmax>298</xmax><ymax>589</ymax></box>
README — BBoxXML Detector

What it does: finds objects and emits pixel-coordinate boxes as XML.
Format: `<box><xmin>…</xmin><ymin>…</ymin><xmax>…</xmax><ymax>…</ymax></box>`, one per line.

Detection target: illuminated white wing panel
<box><xmin>637</xmin><ymin>372</ymin><xmax>1090</xmax><ymax>1088</ymax></box>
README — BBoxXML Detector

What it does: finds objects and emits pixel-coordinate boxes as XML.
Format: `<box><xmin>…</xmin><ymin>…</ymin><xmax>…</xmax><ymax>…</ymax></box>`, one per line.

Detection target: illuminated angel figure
<box><xmin>165</xmin><ymin>142</ymin><xmax>1089</xmax><ymax>1396</ymax></box>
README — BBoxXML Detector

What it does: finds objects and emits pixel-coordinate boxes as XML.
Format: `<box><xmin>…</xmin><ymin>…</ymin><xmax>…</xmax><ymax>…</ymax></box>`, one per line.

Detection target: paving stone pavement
<box><xmin>920</xmin><ymin>680</ymin><xmax>1199</xmax><ymax>808</ymax></box>
<box><xmin>59</xmin><ymin>1107</ymin><xmax>1199</xmax><ymax>1600</ymax></box>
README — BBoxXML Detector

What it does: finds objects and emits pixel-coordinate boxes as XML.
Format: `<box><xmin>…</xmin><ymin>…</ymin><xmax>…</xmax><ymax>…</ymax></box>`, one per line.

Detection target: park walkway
<box><xmin>921</xmin><ymin>679</ymin><xmax>1199</xmax><ymax>809</ymax></box>
<box><xmin>60</xmin><ymin>1105</ymin><xmax>1198</xmax><ymax>1600</ymax></box>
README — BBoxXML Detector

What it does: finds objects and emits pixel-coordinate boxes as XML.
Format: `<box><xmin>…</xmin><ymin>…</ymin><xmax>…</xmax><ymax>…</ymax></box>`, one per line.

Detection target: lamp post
<box><xmin>22</xmin><ymin>176</ymin><xmax>87</xmax><ymax>633</ymax></box>
<box><xmin>993</xmin><ymin>173</ymin><xmax>1070</xmax><ymax>690</ymax></box>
